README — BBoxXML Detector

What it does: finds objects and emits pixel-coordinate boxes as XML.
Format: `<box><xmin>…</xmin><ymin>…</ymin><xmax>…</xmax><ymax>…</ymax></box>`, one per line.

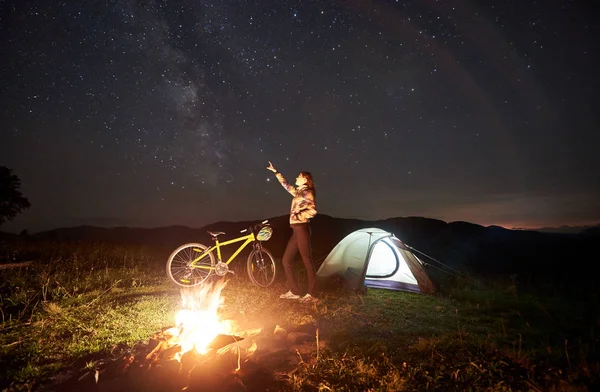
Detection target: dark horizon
<box><xmin>1</xmin><ymin>1</ymin><xmax>598</xmax><ymax>234</ymax></box>
<box><xmin>1</xmin><ymin>212</ymin><xmax>598</xmax><ymax>236</ymax></box>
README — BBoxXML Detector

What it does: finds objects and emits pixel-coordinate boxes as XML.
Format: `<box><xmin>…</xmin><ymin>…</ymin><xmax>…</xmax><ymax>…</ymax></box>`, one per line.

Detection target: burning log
<box><xmin>146</xmin><ymin>340</ymin><xmax>182</xmax><ymax>362</ymax></box>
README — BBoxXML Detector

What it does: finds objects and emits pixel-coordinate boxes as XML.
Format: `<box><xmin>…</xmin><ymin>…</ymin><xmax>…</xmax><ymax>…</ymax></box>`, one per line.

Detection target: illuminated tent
<box><xmin>316</xmin><ymin>228</ymin><xmax>435</xmax><ymax>294</ymax></box>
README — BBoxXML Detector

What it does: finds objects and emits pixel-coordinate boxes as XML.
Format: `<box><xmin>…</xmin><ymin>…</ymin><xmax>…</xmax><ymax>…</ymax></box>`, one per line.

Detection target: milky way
<box><xmin>1</xmin><ymin>0</ymin><xmax>598</xmax><ymax>231</ymax></box>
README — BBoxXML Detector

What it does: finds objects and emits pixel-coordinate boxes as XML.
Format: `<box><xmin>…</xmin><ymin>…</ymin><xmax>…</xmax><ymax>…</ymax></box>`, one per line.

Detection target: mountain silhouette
<box><xmin>3</xmin><ymin>214</ymin><xmax>596</xmax><ymax>283</ymax></box>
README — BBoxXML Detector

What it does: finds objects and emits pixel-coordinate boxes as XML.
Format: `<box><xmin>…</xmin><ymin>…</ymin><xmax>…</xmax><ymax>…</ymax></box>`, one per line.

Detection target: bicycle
<box><xmin>166</xmin><ymin>220</ymin><xmax>277</xmax><ymax>288</ymax></box>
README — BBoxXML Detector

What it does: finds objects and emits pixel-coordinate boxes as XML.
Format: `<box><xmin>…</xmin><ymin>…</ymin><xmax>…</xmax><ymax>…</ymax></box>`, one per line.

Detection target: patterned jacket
<box><xmin>274</xmin><ymin>172</ymin><xmax>317</xmax><ymax>225</ymax></box>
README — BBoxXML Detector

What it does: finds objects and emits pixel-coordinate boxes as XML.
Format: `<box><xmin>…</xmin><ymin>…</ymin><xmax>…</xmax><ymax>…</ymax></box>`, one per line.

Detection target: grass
<box><xmin>0</xmin><ymin>239</ymin><xmax>598</xmax><ymax>391</ymax></box>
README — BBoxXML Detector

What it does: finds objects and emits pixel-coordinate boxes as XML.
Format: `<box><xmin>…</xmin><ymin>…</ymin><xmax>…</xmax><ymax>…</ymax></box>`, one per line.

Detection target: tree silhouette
<box><xmin>0</xmin><ymin>166</ymin><xmax>31</xmax><ymax>227</ymax></box>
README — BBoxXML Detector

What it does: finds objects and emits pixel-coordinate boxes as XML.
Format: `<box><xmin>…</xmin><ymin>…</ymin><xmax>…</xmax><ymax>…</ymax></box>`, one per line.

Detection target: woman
<box><xmin>267</xmin><ymin>161</ymin><xmax>318</xmax><ymax>303</ymax></box>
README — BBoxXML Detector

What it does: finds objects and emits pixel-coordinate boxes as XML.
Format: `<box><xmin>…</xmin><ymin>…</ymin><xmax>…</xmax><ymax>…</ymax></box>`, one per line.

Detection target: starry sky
<box><xmin>1</xmin><ymin>0</ymin><xmax>599</xmax><ymax>233</ymax></box>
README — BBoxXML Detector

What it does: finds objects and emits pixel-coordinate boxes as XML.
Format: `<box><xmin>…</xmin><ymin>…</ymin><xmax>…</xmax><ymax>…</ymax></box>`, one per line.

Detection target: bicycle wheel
<box><xmin>167</xmin><ymin>243</ymin><xmax>215</xmax><ymax>287</ymax></box>
<box><xmin>247</xmin><ymin>248</ymin><xmax>276</xmax><ymax>287</ymax></box>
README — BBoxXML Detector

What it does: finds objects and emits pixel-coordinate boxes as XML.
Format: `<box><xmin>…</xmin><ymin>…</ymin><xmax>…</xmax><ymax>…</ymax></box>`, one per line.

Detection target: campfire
<box><xmin>148</xmin><ymin>279</ymin><xmax>240</xmax><ymax>361</ymax></box>
<box><xmin>62</xmin><ymin>280</ymin><xmax>322</xmax><ymax>392</ymax></box>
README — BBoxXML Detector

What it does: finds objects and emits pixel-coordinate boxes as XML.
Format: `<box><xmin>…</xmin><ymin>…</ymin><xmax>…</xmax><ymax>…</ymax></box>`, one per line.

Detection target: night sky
<box><xmin>1</xmin><ymin>0</ymin><xmax>598</xmax><ymax>233</ymax></box>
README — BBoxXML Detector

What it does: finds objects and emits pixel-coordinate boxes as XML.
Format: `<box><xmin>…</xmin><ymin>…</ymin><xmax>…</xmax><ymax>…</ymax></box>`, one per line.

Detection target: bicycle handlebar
<box><xmin>240</xmin><ymin>220</ymin><xmax>270</xmax><ymax>233</ymax></box>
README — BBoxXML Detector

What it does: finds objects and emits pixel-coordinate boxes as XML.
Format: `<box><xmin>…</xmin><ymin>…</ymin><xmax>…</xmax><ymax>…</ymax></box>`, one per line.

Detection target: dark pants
<box><xmin>282</xmin><ymin>223</ymin><xmax>316</xmax><ymax>296</ymax></box>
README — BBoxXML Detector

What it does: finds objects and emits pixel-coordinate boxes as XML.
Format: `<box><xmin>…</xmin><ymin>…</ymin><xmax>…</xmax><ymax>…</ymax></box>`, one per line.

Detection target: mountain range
<box><xmin>2</xmin><ymin>214</ymin><xmax>597</xmax><ymax>282</ymax></box>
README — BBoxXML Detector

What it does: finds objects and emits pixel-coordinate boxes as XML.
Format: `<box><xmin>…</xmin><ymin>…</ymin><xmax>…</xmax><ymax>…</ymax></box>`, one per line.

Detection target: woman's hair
<box><xmin>299</xmin><ymin>171</ymin><xmax>316</xmax><ymax>198</ymax></box>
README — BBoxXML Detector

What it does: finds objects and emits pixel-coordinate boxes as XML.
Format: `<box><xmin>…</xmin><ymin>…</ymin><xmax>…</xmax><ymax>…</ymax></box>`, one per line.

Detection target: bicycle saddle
<box><xmin>208</xmin><ymin>231</ymin><xmax>225</xmax><ymax>237</ymax></box>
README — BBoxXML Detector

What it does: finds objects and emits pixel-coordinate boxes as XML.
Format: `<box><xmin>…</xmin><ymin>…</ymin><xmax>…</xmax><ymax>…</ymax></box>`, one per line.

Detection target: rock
<box><xmin>187</xmin><ymin>360</ymin><xmax>230</xmax><ymax>392</ymax></box>
<box><xmin>180</xmin><ymin>349</ymin><xmax>203</xmax><ymax>374</ymax></box>
<box><xmin>286</xmin><ymin>332</ymin><xmax>313</xmax><ymax>345</ymax></box>
<box><xmin>253</xmin><ymin>346</ymin><xmax>292</xmax><ymax>367</ymax></box>
<box><xmin>237</xmin><ymin>360</ymin><xmax>284</xmax><ymax>392</ymax></box>
<box><xmin>273</xmin><ymin>325</ymin><xmax>287</xmax><ymax>339</ymax></box>
<box><xmin>155</xmin><ymin>358</ymin><xmax>182</xmax><ymax>376</ymax></box>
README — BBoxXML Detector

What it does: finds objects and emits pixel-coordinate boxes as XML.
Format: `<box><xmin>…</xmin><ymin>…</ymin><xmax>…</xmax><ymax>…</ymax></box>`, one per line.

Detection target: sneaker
<box><xmin>280</xmin><ymin>290</ymin><xmax>301</xmax><ymax>299</ymax></box>
<box><xmin>299</xmin><ymin>294</ymin><xmax>318</xmax><ymax>303</ymax></box>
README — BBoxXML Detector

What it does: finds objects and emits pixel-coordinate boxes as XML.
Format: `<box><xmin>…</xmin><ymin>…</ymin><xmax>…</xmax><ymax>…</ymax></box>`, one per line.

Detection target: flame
<box><xmin>165</xmin><ymin>279</ymin><xmax>235</xmax><ymax>359</ymax></box>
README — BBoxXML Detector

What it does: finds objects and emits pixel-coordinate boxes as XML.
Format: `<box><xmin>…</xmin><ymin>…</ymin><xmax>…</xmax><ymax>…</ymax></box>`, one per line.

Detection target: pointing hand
<box><xmin>267</xmin><ymin>161</ymin><xmax>277</xmax><ymax>173</ymax></box>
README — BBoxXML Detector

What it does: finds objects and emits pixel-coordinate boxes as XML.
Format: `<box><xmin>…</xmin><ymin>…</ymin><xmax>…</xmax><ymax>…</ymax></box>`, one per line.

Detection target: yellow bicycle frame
<box><xmin>191</xmin><ymin>231</ymin><xmax>257</xmax><ymax>270</ymax></box>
